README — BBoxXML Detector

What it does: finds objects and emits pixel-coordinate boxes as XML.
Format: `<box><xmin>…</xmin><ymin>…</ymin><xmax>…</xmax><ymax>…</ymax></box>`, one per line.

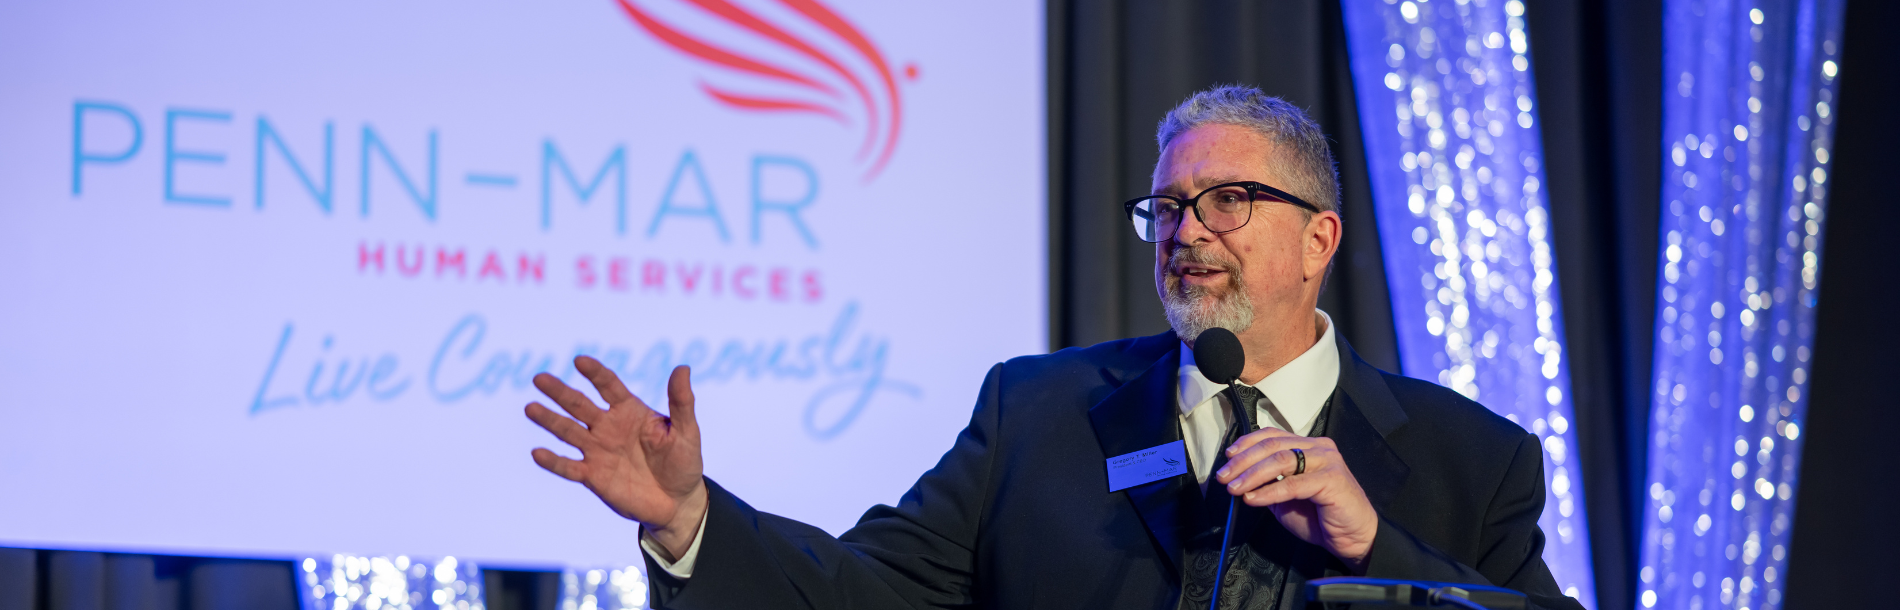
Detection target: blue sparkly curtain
<box><xmin>296</xmin><ymin>555</ymin><xmax>485</xmax><ymax>610</ymax></box>
<box><xmin>558</xmin><ymin>565</ymin><xmax>649</xmax><ymax>610</ymax></box>
<box><xmin>1338</xmin><ymin>0</ymin><xmax>1596</xmax><ymax>604</ymax></box>
<box><xmin>1637</xmin><ymin>1</ymin><xmax>1844</xmax><ymax>609</ymax></box>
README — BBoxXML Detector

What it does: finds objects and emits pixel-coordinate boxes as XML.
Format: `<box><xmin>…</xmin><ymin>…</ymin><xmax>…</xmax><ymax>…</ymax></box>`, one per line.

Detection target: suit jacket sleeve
<box><xmin>1361</xmin><ymin>432</ymin><xmax>1585</xmax><ymax>610</ymax></box>
<box><xmin>644</xmin><ymin>363</ymin><xmax>1005</xmax><ymax>609</ymax></box>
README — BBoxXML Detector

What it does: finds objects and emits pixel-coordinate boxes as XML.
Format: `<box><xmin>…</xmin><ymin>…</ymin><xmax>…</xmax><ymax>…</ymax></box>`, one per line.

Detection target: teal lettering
<box><xmin>366</xmin><ymin>354</ymin><xmax>409</xmax><ymax>400</ymax></box>
<box><xmin>648</xmin><ymin>150</ymin><xmax>730</xmax><ymax>241</ymax></box>
<box><xmin>750</xmin><ymin>155</ymin><xmax>820</xmax><ymax>248</ymax></box>
<box><xmin>359</xmin><ymin>124</ymin><xmax>438</xmax><ymax>220</ymax></box>
<box><xmin>164</xmin><ymin>108</ymin><xmax>234</xmax><ymax>206</ymax></box>
<box><xmin>540</xmin><ymin>140</ymin><xmax>627</xmax><ymax>233</ymax></box>
<box><xmin>429</xmin><ymin>314</ymin><xmax>487</xmax><ymax>401</ymax></box>
<box><xmin>71</xmin><ymin>101</ymin><xmax>142</xmax><ymax>196</ymax></box>
<box><xmin>249</xmin><ymin>323</ymin><xmax>299</xmax><ymax>414</ymax></box>
<box><xmin>255</xmin><ymin>116</ymin><xmax>334</xmax><ymax>213</ymax></box>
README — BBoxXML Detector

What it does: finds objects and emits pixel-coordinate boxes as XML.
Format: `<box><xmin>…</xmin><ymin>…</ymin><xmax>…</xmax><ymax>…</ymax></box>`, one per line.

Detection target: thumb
<box><xmin>666</xmin><ymin>365</ymin><xmax>697</xmax><ymax>433</ymax></box>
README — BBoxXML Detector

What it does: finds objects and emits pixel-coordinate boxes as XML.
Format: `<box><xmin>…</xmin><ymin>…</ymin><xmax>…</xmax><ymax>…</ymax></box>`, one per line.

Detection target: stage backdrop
<box><xmin>0</xmin><ymin>0</ymin><xmax>1044</xmax><ymax>568</ymax></box>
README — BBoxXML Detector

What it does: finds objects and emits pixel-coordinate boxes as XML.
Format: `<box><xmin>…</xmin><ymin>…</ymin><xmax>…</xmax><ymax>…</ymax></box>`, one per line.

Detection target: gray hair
<box><xmin>1154</xmin><ymin>85</ymin><xmax>1340</xmax><ymax>216</ymax></box>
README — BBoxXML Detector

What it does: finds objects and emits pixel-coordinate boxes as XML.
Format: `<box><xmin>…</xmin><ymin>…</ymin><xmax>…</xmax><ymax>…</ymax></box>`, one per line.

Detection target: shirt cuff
<box><xmin>638</xmin><ymin>510</ymin><xmax>710</xmax><ymax>580</ymax></box>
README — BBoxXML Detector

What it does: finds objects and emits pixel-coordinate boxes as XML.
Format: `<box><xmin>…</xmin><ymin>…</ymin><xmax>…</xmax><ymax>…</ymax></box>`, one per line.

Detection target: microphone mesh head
<box><xmin>1192</xmin><ymin>328</ymin><xmax>1246</xmax><ymax>386</ymax></box>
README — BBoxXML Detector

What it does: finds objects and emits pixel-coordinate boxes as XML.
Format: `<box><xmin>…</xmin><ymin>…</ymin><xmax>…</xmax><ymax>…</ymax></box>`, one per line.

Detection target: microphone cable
<box><xmin>1206</xmin><ymin>381</ymin><xmax>1256</xmax><ymax>610</ymax></box>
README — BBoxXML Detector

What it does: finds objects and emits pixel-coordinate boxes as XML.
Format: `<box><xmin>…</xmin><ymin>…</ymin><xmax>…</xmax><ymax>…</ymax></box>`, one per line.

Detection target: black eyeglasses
<box><xmin>1123</xmin><ymin>181</ymin><xmax>1318</xmax><ymax>243</ymax></box>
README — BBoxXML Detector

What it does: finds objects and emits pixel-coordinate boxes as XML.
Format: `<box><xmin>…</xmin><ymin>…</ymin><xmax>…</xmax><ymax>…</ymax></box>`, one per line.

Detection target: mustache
<box><xmin>1167</xmin><ymin>245</ymin><xmax>1242</xmax><ymax>274</ymax></box>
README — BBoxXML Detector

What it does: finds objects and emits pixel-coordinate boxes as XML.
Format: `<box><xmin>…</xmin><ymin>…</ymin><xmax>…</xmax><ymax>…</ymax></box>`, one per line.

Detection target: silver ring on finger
<box><xmin>1292</xmin><ymin>448</ymin><xmax>1306</xmax><ymax>476</ymax></box>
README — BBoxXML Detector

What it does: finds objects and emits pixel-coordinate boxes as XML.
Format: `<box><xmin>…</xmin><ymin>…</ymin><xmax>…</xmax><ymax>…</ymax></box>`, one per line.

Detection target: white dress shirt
<box><xmin>1177</xmin><ymin>310</ymin><xmax>1340</xmax><ymax>490</ymax></box>
<box><xmin>640</xmin><ymin>509</ymin><xmax>708</xmax><ymax>579</ymax></box>
<box><xmin>642</xmin><ymin>309</ymin><xmax>1343</xmax><ymax>578</ymax></box>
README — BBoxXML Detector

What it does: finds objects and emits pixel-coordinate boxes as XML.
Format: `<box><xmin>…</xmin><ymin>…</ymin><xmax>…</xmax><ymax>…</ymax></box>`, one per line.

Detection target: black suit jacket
<box><xmin>645</xmin><ymin>331</ymin><xmax>1585</xmax><ymax>610</ymax></box>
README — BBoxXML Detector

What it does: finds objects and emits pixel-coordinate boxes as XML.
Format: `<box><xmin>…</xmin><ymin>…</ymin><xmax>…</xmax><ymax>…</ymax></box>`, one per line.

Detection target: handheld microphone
<box><xmin>1191</xmin><ymin>327</ymin><xmax>1252</xmax><ymax>610</ymax></box>
<box><xmin>1191</xmin><ymin>327</ymin><xmax>1245</xmax><ymax>387</ymax></box>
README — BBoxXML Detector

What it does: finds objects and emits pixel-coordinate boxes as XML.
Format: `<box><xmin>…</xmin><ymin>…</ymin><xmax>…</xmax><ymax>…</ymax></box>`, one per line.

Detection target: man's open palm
<box><xmin>525</xmin><ymin>357</ymin><xmax>708</xmax><ymax>557</ymax></box>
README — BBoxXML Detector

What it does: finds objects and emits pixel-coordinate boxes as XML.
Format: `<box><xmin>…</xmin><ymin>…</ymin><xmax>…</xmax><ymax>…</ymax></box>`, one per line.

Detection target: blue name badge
<box><xmin>1105</xmin><ymin>440</ymin><xmax>1191</xmax><ymax>492</ymax></box>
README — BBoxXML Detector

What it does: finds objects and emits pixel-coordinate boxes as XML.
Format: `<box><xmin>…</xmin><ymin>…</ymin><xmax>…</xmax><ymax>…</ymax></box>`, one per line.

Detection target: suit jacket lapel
<box><xmin>1328</xmin><ymin>333</ymin><xmax>1411</xmax><ymax>514</ymax></box>
<box><xmin>1277</xmin><ymin>335</ymin><xmax>1413</xmax><ymax>610</ymax></box>
<box><xmin>1087</xmin><ymin>342</ymin><xmax>1196</xmax><ymax>578</ymax></box>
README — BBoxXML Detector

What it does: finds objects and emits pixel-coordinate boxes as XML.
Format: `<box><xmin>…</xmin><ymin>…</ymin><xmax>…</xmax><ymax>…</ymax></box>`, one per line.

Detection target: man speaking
<box><xmin>522</xmin><ymin>86</ymin><xmax>1585</xmax><ymax>610</ymax></box>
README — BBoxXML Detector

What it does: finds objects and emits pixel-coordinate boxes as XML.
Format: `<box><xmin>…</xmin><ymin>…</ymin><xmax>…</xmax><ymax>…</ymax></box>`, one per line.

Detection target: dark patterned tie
<box><xmin>1180</xmin><ymin>385</ymin><xmax>1287</xmax><ymax>610</ymax></box>
<box><xmin>1228</xmin><ymin>385</ymin><xmax>1263</xmax><ymax>438</ymax></box>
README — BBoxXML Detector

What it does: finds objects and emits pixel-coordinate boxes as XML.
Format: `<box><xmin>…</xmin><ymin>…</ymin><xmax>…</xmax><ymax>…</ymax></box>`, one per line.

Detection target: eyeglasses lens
<box><xmin>1127</xmin><ymin>186</ymin><xmax>1256</xmax><ymax>242</ymax></box>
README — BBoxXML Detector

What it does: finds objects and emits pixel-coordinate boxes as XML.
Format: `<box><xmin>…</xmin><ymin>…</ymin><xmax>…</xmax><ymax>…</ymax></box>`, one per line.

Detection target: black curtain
<box><xmin>1782</xmin><ymin>0</ymin><xmax>1900</xmax><ymax>606</ymax></box>
<box><xmin>0</xmin><ymin>550</ymin><xmax>297</xmax><ymax>610</ymax></box>
<box><xmin>1519</xmin><ymin>1</ymin><xmax>1661</xmax><ymax>609</ymax></box>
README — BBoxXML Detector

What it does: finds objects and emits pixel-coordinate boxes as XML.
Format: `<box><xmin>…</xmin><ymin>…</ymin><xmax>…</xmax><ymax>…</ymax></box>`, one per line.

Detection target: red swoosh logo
<box><xmin>615</xmin><ymin>0</ymin><xmax>907</xmax><ymax>181</ymax></box>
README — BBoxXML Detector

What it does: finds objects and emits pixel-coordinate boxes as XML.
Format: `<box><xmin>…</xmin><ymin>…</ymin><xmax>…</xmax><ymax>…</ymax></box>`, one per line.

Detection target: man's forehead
<box><xmin>1152</xmin><ymin>125</ymin><xmax>1277</xmax><ymax>194</ymax></box>
<box><xmin>1152</xmin><ymin>158</ymin><xmax>1277</xmax><ymax>194</ymax></box>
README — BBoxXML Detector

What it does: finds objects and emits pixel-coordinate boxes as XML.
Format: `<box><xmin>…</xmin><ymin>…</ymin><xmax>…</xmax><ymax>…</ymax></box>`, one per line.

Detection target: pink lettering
<box><xmin>676</xmin><ymin>263</ymin><xmax>704</xmax><ymax>294</ymax></box>
<box><xmin>477</xmin><ymin>251</ymin><xmax>507</xmax><ymax>281</ymax></box>
<box><xmin>396</xmin><ymin>245</ymin><xmax>425</xmax><ymax>276</ymax></box>
<box><xmin>437</xmin><ymin>248</ymin><xmax>466</xmax><ymax>278</ymax></box>
<box><xmin>518</xmin><ymin>253</ymin><xmax>546</xmax><ymax>284</ymax></box>
<box><xmin>803</xmin><ymin>270</ymin><xmax>823</xmax><ymax>302</ymax></box>
<box><xmin>768</xmin><ymin>268</ymin><xmax>789</xmax><ymax>301</ymax></box>
<box><xmin>608</xmin><ymin>257</ymin><xmax>631</xmax><ymax>291</ymax></box>
<box><xmin>576</xmin><ymin>256</ymin><xmax>597</xmax><ymax>289</ymax></box>
<box><xmin>358</xmin><ymin>242</ymin><xmax>384</xmax><ymax>273</ymax></box>
<box><xmin>733</xmin><ymin>266</ymin><xmax>757</xmax><ymax>299</ymax></box>
<box><xmin>643</xmin><ymin>259</ymin><xmax>665</xmax><ymax>291</ymax></box>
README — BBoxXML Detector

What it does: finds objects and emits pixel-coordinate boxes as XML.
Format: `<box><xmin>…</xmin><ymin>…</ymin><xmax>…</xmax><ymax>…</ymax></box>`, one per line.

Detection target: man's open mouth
<box><xmin>1175</xmin><ymin>263</ymin><xmax>1228</xmax><ymax>281</ymax></box>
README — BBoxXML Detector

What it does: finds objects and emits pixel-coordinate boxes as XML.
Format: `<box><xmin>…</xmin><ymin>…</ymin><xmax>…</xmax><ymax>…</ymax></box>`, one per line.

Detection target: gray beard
<box><xmin>1161</xmin><ymin>246</ymin><xmax>1255</xmax><ymax>341</ymax></box>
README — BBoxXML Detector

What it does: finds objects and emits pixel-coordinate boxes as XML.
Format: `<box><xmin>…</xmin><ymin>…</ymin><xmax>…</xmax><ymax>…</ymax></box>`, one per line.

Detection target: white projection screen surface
<box><xmin>0</xmin><ymin>0</ymin><xmax>1045</xmax><ymax>568</ymax></box>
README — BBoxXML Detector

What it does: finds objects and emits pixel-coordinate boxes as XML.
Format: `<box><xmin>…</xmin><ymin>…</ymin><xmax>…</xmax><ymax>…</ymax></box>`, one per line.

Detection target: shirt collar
<box><xmin>1176</xmin><ymin>310</ymin><xmax>1341</xmax><ymax>434</ymax></box>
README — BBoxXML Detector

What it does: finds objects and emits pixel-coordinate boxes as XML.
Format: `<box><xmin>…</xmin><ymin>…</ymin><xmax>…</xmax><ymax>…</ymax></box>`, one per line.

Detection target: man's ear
<box><xmin>1303</xmin><ymin>210</ymin><xmax>1343</xmax><ymax>282</ymax></box>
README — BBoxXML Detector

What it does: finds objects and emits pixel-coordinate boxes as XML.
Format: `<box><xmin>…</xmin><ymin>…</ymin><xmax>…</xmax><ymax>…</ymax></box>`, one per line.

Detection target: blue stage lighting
<box><xmin>1339</xmin><ymin>0</ymin><xmax>1596</xmax><ymax>604</ymax></box>
<box><xmin>297</xmin><ymin>555</ymin><xmax>485</xmax><ymax>610</ymax></box>
<box><xmin>1637</xmin><ymin>1</ymin><xmax>1844</xmax><ymax>609</ymax></box>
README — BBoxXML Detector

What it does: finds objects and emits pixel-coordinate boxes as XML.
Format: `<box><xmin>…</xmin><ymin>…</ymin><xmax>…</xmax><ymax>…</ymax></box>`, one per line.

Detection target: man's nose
<box><xmin>1171</xmin><ymin>206</ymin><xmax>1218</xmax><ymax>244</ymax></box>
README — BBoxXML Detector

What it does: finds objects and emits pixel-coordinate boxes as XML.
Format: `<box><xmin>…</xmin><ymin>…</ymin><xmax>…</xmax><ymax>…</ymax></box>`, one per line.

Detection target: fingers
<box><xmin>1226</xmin><ymin>426</ymin><xmax>1297</xmax><ymax>457</ymax></box>
<box><xmin>1216</xmin><ymin>433</ymin><xmax>1319</xmax><ymax>486</ymax></box>
<box><xmin>1242</xmin><ymin>468</ymin><xmax>1323</xmax><ymax>506</ymax></box>
<box><xmin>530</xmin><ymin>447</ymin><xmax>587</xmax><ymax>482</ymax></box>
<box><xmin>534</xmin><ymin>372</ymin><xmax>606</xmax><ymax>426</ymax></box>
<box><xmin>1216</xmin><ymin>446</ymin><xmax>1292</xmax><ymax>494</ymax></box>
<box><xmin>1222</xmin><ymin>442</ymin><xmax>1349</xmax><ymax>506</ymax></box>
<box><xmin>665</xmin><ymin>365</ymin><xmax>697</xmax><ymax>431</ymax></box>
<box><xmin>1219</xmin><ymin>437</ymin><xmax>1342</xmax><ymax>496</ymax></box>
<box><xmin>576</xmin><ymin>356</ymin><xmax>640</xmax><ymax>408</ymax></box>
<box><xmin>1221</xmin><ymin>446</ymin><xmax>1302</xmax><ymax>495</ymax></box>
<box><xmin>526</xmin><ymin>402</ymin><xmax>598</xmax><ymax>451</ymax></box>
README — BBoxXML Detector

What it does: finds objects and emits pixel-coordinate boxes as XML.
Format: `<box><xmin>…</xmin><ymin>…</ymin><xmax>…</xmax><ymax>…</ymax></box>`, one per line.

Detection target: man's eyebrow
<box><xmin>1195</xmin><ymin>175</ymin><xmax>1247</xmax><ymax>189</ymax></box>
<box><xmin>1157</xmin><ymin>175</ymin><xmax>1248</xmax><ymax>196</ymax></box>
